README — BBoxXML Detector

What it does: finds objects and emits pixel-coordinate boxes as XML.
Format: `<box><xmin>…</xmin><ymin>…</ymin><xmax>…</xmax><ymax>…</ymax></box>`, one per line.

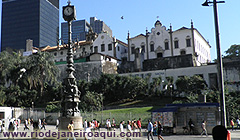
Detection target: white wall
<box><xmin>0</xmin><ymin>107</ymin><xmax>13</xmax><ymax>120</ymax></box>
<box><xmin>120</xmin><ymin>65</ymin><xmax>218</xmax><ymax>89</ymax></box>
<box><xmin>148</xmin><ymin>23</ymin><xmax>170</xmax><ymax>59</ymax></box>
<box><xmin>193</xmin><ymin>30</ymin><xmax>211</xmax><ymax>63</ymax></box>
<box><xmin>93</xmin><ymin>32</ymin><xmax>114</xmax><ymax>57</ymax></box>
<box><xmin>128</xmin><ymin>20</ymin><xmax>211</xmax><ymax>65</ymax></box>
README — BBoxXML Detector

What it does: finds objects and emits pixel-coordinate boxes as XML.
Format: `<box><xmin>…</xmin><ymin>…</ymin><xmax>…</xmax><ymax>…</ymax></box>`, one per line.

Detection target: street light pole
<box><xmin>202</xmin><ymin>0</ymin><xmax>226</xmax><ymax>127</ymax></box>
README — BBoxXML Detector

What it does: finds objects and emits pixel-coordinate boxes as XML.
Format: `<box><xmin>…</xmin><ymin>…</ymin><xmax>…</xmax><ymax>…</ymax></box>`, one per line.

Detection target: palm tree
<box><xmin>150</xmin><ymin>76</ymin><xmax>162</xmax><ymax>95</ymax></box>
<box><xmin>24</xmin><ymin>52</ymin><xmax>59</xmax><ymax>97</ymax></box>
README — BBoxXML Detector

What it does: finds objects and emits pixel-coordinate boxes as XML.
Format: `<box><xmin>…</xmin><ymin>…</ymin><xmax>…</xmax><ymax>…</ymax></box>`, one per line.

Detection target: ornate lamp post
<box><xmin>202</xmin><ymin>0</ymin><xmax>226</xmax><ymax>127</ymax></box>
<box><xmin>59</xmin><ymin>0</ymin><xmax>82</xmax><ymax>130</ymax></box>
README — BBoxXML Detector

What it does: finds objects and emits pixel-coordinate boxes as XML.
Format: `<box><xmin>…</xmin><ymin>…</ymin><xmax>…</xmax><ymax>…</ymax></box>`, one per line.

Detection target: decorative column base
<box><xmin>59</xmin><ymin>116</ymin><xmax>83</xmax><ymax>130</ymax></box>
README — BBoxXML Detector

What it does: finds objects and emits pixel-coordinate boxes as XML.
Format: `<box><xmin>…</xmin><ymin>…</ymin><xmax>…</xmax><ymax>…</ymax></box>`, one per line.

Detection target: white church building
<box><xmin>127</xmin><ymin>20</ymin><xmax>211</xmax><ymax>67</ymax></box>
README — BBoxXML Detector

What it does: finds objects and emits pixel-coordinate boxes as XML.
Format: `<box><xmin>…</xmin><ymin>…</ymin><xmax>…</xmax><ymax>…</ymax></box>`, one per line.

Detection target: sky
<box><xmin>1</xmin><ymin>0</ymin><xmax>240</xmax><ymax>61</ymax></box>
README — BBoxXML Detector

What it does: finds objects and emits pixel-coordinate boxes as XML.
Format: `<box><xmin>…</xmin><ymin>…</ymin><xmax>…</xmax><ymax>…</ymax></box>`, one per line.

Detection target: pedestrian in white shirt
<box><xmin>126</xmin><ymin>121</ymin><xmax>132</xmax><ymax>140</ymax></box>
<box><xmin>147</xmin><ymin>120</ymin><xmax>154</xmax><ymax>140</ymax></box>
<box><xmin>120</xmin><ymin>121</ymin><xmax>124</xmax><ymax>132</ymax></box>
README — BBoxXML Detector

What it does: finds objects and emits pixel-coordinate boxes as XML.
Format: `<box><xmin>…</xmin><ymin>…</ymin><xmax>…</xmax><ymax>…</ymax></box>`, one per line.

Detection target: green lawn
<box><xmin>101</xmin><ymin>106</ymin><xmax>153</xmax><ymax>113</ymax></box>
<box><xmin>81</xmin><ymin>96</ymin><xmax>174</xmax><ymax>126</ymax></box>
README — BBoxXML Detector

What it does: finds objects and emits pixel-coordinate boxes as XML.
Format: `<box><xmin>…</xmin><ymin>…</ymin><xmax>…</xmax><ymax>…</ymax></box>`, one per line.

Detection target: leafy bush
<box><xmin>45</xmin><ymin>104</ymin><xmax>60</xmax><ymax>113</ymax></box>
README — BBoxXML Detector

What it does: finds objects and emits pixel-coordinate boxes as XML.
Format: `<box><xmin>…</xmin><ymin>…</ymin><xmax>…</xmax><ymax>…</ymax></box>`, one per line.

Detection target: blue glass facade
<box><xmin>61</xmin><ymin>20</ymin><xmax>90</xmax><ymax>44</ymax></box>
<box><xmin>1</xmin><ymin>0</ymin><xmax>59</xmax><ymax>51</ymax></box>
<box><xmin>61</xmin><ymin>17</ymin><xmax>112</xmax><ymax>44</ymax></box>
<box><xmin>90</xmin><ymin>17</ymin><xmax>112</xmax><ymax>37</ymax></box>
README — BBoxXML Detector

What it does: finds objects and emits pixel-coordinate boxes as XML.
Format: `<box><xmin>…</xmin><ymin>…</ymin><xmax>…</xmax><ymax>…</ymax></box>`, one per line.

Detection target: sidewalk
<box><xmin>0</xmin><ymin>125</ymin><xmax>240</xmax><ymax>140</ymax></box>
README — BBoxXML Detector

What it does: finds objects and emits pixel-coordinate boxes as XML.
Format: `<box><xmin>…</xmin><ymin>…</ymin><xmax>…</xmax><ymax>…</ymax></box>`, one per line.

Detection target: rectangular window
<box><xmin>101</xmin><ymin>44</ymin><xmax>105</xmax><ymax>52</ymax></box>
<box><xmin>131</xmin><ymin>47</ymin><xmax>135</xmax><ymax>54</ymax></box>
<box><xmin>186</xmin><ymin>39</ymin><xmax>191</xmax><ymax>47</ymax></box>
<box><xmin>174</xmin><ymin>40</ymin><xmax>179</xmax><ymax>49</ymax></box>
<box><xmin>141</xmin><ymin>45</ymin><xmax>145</xmax><ymax>52</ymax></box>
<box><xmin>108</xmin><ymin>44</ymin><xmax>112</xmax><ymax>51</ymax></box>
<box><xmin>165</xmin><ymin>42</ymin><xmax>169</xmax><ymax>50</ymax></box>
<box><xmin>150</xmin><ymin>44</ymin><xmax>154</xmax><ymax>52</ymax></box>
<box><xmin>94</xmin><ymin>46</ymin><xmax>98</xmax><ymax>53</ymax></box>
<box><xmin>118</xmin><ymin>46</ymin><xmax>120</xmax><ymax>51</ymax></box>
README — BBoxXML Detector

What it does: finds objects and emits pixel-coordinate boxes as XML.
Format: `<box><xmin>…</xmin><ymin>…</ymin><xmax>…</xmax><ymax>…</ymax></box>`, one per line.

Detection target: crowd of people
<box><xmin>82</xmin><ymin>118</ymin><xmax>142</xmax><ymax>133</ymax></box>
<box><xmin>0</xmin><ymin>118</ymin><xmax>50</xmax><ymax>132</ymax></box>
<box><xmin>81</xmin><ymin>118</ymin><xmax>164</xmax><ymax>140</ymax></box>
<box><xmin>0</xmin><ymin>116</ymin><xmax>237</xmax><ymax>140</ymax></box>
<box><xmin>230</xmin><ymin>118</ymin><xmax>240</xmax><ymax>131</ymax></box>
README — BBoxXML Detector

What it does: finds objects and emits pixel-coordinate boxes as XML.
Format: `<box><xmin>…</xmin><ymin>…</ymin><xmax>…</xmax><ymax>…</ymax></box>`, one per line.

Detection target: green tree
<box><xmin>4</xmin><ymin>85</ymin><xmax>37</xmax><ymax>107</ymax></box>
<box><xmin>224</xmin><ymin>45</ymin><xmax>240</xmax><ymax>58</ymax></box>
<box><xmin>89</xmin><ymin>74</ymin><xmax>147</xmax><ymax>104</ymax></box>
<box><xmin>225</xmin><ymin>91</ymin><xmax>240</xmax><ymax>121</ymax></box>
<box><xmin>24</xmin><ymin>52</ymin><xmax>59</xmax><ymax>97</ymax></box>
<box><xmin>175</xmin><ymin>75</ymin><xmax>207</xmax><ymax>96</ymax></box>
<box><xmin>149</xmin><ymin>76</ymin><xmax>162</xmax><ymax>96</ymax></box>
<box><xmin>0</xmin><ymin>86</ymin><xmax>6</xmax><ymax>106</ymax></box>
<box><xmin>165</xmin><ymin>76</ymin><xmax>174</xmax><ymax>97</ymax></box>
<box><xmin>79</xmin><ymin>91</ymin><xmax>103</xmax><ymax>112</ymax></box>
<box><xmin>0</xmin><ymin>51</ymin><xmax>25</xmax><ymax>86</ymax></box>
<box><xmin>45</xmin><ymin>103</ymin><xmax>60</xmax><ymax>113</ymax></box>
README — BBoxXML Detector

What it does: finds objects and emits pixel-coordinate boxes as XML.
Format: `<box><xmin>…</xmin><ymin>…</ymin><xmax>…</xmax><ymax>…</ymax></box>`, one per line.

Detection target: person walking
<box><xmin>38</xmin><ymin>119</ymin><xmax>42</xmax><ymax>129</ymax></box>
<box><xmin>41</xmin><ymin>119</ymin><xmax>47</xmax><ymax>130</ymax></box>
<box><xmin>200</xmin><ymin>120</ymin><xmax>208</xmax><ymax>137</ymax></box>
<box><xmin>106</xmin><ymin>119</ymin><xmax>111</xmax><ymax>131</ymax></box>
<box><xmin>24</xmin><ymin>119</ymin><xmax>29</xmax><ymax>130</ymax></box>
<box><xmin>236</xmin><ymin>118</ymin><xmax>240</xmax><ymax>129</ymax></box>
<box><xmin>157</xmin><ymin>121</ymin><xmax>164</xmax><ymax>140</ymax></box>
<box><xmin>120</xmin><ymin>121</ymin><xmax>124</xmax><ymax>133</ymax></box>
<box><xmin>230</xmin><ymin>119</ymin><xmax>234</xmax><ymax>131</ymax></box>
<box><xmin>112</xmin><ymin>118</ymin><xmax>116</xmax><ymax>130</ymax></box>
<box><xmin>67</xmin><ymin>120</ymin><xmax>76</xmax><ymax>140</ymax></box>
<box><xmin>153</xmin><ymin>121</ymin><xmax>157</xmax><ymax>136</ymax></box>
<box><xmin>56</xmin><ymin>119</ymin><xmax>59</xmax><ymax>129</ymax></box>
<box><xmin>188</xmin><ymin>119</ymin><xmax>194</xmax><ymax>134</ymax></box>
<box><xmin>147</xmin><ymin>120</ymin><xmax>154</xmax><ymax>140</ymax></box>
<box><xmin>137</xmin><ymin>118</ymin><xmax>142</xmax><ymax>132</ymax></box>
<box><xmin>84</xmin><ymin>119</ymin><xmax>88</xmax><ymax>130</ymax></box>
<box><xmin>8</xmin><ymin>121</ymin><xmax>14</xmax><ymax>139</ymax></box>
<box><xmin>126</xmin><ymin>120</ymin><xmax>132</xmax><ymax>140</ymax></box>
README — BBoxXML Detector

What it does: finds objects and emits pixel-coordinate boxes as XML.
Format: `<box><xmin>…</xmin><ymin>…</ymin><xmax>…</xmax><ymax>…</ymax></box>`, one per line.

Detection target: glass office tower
<box><xmin>1</xmin><ymin>0</ymin><xmax>59</xmax><ymax>51</ymax></box>
<box><xmin>61</xmin><ymin>17</ymin><xmax>112</xmax><ymax>44</ymax></box>
<box><xmin>61</xmin><ymin>20</ymin><xmax>91</xmax><ymax>44</ymax></box>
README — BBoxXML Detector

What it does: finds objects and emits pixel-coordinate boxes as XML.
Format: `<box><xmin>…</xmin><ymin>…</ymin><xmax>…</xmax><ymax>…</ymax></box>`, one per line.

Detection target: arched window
<box><xmin>186</xmin><ymin>36</ymin><xmax>191</xmax><ymax>47</ymax></box>
<box><xmin>101</xmin><ymin>44</ymin><xmax>105</xmax><ymax>52</ymax></box>
<box><xmin>94</xmin><ymin>46</ymin><xmax>98</xmax><ymax>53</ymax></box>
<box><xmin>174</xmin><ymin>38</ymin><xmax>179</xmax><ymax>49</ymax></box>
<box><xmin>108</xmin><ymin>43</ymin><xmax>112</xmax><ymax>51</ymax></box>
<box><xmin>131</xmin><ymin>44</ymin><xmax>135</xmax><ymax>54</ymax></box>
<box><xmin>164</xmin><ymin>39</ymin><xmax>169</xmax><ymax>50</ymax></box>
<box><xmin>141</xmin><ymin>42</ymin><xmax>145</xmax><ymax>52</ymax></box>
<box><xmin>150</xmin><ymin>41</ymin><xmax>154</xmax><ymax>52</ymax></box>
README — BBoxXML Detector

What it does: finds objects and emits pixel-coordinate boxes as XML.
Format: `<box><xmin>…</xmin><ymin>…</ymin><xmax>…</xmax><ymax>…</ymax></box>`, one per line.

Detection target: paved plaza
<box><xmin>0</xmin><ymin>125</ymin><xmax>240</xmax><ymax>140</ymax></box>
